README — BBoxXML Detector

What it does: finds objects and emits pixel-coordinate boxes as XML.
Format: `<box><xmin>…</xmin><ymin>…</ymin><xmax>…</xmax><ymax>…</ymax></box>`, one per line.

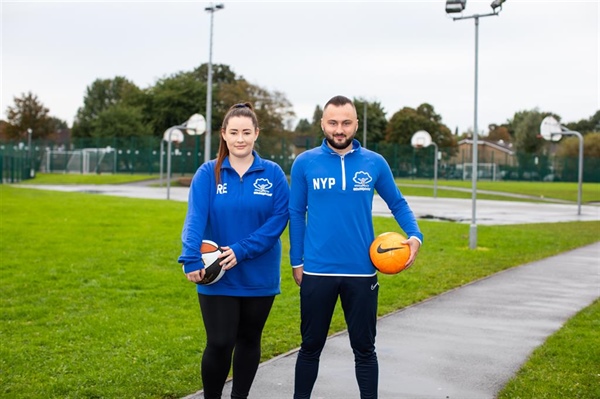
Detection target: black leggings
<box><xmin>198</xmin><ymin>294</ymin><xmax>275</xmax><ymax>399</ymax></box>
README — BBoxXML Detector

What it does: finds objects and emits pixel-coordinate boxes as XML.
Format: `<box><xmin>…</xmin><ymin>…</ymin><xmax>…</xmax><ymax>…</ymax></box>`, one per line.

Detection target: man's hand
<box><xmin>402</xmin><ymin>237</ymin><xmax>421</xmax><ymax>269</ymax></box>
<box><xmin>292</xmin><ymin>266</ymin><xmax>304</xmax><ymax>286</ymax></box>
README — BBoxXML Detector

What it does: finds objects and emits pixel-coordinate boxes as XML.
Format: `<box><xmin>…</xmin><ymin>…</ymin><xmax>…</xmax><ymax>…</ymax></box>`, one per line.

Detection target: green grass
<box><xmin>397</xmin><ymin>178</ymin><xmax>600</xmax><ymax>204</ymax></box>
<box><xmin>397</xmin><ymin>185</ymin><xmax>536</xmax><ymax>202</ymax></box>
<box><xmin>498</xmin><ymin>300</ymin><xmax>600</xmax><ymax>399</ymax></box>
<box><xmin>1</xmin><ymin>185</ymin><xmax>599</xmax><ymax>398</ymax></box>
<box><xmin>22</xmin><ymin>173</ymin><xmax>159</xmax><ymax>185</ymax></box>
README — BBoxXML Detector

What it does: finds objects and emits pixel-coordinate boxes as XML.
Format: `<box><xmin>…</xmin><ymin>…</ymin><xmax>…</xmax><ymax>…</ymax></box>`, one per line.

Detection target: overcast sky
<box><xmin>2</xmin><ymin>0</ymin><xmax>598</xmax><ymax>135</ymax></box>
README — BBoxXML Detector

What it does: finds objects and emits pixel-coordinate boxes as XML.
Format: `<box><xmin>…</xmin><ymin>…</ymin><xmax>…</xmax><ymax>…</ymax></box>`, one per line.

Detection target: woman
<box><xmin>178</xmin><ymin>102</ymin><xmax>290</xmax><ymax>399</ymax></box>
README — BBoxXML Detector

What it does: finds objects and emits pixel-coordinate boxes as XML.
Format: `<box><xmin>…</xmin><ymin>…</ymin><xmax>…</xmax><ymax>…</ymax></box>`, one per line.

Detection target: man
<box><xmin>288</xmin><ymin>95</ymin><xmax>423</xmax><ymax>399</ymax></box>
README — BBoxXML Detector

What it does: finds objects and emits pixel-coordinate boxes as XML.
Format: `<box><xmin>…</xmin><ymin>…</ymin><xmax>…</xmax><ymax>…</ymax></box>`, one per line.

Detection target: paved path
<box><xmin>183</xmin><ymin>243</ymin><xmax>599</xmax><ymax>399</ymax></box>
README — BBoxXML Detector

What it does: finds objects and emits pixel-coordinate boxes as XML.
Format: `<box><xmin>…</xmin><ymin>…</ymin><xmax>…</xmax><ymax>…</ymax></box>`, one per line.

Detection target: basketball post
<box><xmin>411</xmin><ymin>130</ymin><xmax>439</xmax><ymax>199</ymax></box>
<box><xmin>162</xmin><ymin>114</ymin><xmax>206</xmax><ymax>200</ymax></box>
<box><xmin>540</xmin><ymin>116</ymin><xmax>584</xmax><ymax>215</ymax></box>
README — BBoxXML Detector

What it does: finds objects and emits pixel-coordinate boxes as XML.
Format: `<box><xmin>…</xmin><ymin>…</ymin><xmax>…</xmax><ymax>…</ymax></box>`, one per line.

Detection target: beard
<box><xmin>325</xmin><ymin>133</ymin><xmax>355</xmax><ymax>151</ymax></box>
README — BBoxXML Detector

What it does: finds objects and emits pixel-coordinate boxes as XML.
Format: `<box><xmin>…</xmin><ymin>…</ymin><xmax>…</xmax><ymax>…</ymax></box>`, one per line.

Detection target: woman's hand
<box><xmin>219</xmin><ymin>246</ymin><xmax>238</xmax><ymax>270</ymax></box>
<box><xmin>186</xmin><ymin>268</ymin><xmax>205</xmax><ymax>283</ymax></box>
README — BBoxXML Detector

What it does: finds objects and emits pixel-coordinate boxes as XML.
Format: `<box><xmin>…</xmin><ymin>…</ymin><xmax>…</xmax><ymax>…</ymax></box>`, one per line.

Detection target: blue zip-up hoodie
<box><xmin>179</xmin><ymin>151</ymin><xmax>290</xmax><ymax>296</ymax></box>
<box><xmin>289</xmin><ymin>139</ymin><xmax>423</xmax><ymax>276</ymax></box>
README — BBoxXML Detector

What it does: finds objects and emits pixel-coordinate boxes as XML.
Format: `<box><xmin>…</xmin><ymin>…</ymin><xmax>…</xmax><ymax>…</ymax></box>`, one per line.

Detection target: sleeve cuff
<box><xmin>183</xmin><ymin>261</ymin><xmax>203</xmax><ymax>274</ymax></box>
<box><xmin>408</xmin><ymin>236</ymin><xmax>422</xmax><ymax>245</ymax></box>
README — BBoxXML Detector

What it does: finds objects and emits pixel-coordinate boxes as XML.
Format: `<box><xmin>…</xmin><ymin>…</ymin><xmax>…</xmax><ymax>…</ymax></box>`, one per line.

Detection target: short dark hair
<box><xmin>324</xmin><ymin>95</ymin><xmax>354</xmax><ymax>110</ymax></box>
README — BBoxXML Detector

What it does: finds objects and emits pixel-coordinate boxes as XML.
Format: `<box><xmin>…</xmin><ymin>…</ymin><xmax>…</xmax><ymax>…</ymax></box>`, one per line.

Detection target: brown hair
<box><xmin>214</xmin><ymin>102</ymin><xmax>259</xmax><ymax>184</ymax></box>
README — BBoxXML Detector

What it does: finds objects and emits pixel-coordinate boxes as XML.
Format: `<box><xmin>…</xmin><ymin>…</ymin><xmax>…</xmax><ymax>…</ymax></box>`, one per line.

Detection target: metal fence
<box><xmin>1</xmin><ymin>136</ymin><xmax>598</xmax><ymax>183</ymax></box>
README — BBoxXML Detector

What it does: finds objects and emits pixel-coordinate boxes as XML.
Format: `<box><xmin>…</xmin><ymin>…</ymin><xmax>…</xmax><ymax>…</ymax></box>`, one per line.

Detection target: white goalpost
<box><xmin>41</xmin><ymin>148</ymin><xmax>116</xmax><ymax>174</ymax></box>
<box><xmin>462</xmin><ymin>162</ymin><xmax>498</xmax><ymax>181</ymax></box>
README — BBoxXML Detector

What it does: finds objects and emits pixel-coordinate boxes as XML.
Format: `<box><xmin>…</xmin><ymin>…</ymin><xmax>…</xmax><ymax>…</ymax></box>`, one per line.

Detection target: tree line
<box><xmin>2</xmin><ymin>62</ymin><xmax>599</xmax><ymax>159</ymax></box>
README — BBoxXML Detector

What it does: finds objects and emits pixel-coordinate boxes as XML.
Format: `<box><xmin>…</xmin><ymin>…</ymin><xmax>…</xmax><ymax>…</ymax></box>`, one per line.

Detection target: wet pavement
<box><xmin>16</xmin><ymin>183</ymin><xmax>600</xmax><ymax>226</ymax></box>
<box><xmin>13</xmin><ymin>183</ymin><xmax>600</xmax><ymax>398</ymax></box>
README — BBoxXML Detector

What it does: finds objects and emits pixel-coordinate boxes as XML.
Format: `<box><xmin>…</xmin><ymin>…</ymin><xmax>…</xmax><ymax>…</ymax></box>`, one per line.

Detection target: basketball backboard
<box><xmin>539</xmin><ymin>116</ymin><xmax>562</xmax><ymax>142</ymax></box>
<box><xmin>186</xmin><ymin>113</ymin><xmax>206</xmax><ymax>136</ymax></box>
<box><xmin>411</xmin><ymin>130</ymin><xmax>432</xmax><ymax>148</ymax></box>
<box><xmin>163</xmin><ymin>128</ymin><xmax>185</xmax><ymax>143</ymax></box>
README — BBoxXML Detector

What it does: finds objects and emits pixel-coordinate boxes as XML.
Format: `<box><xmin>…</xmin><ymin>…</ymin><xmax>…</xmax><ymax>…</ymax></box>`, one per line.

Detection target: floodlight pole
<box><xmin>451</xmin><ymin>10</ymin><xmax>500</xmax><ymax>249</ymax></box>
<box><xmin>204</xmin><ymin>3</ymin><xmax>224</xmax><ymax>165</ymax></box>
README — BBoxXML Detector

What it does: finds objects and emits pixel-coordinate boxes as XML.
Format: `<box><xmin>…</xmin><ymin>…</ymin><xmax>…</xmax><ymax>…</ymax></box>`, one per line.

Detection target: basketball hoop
<box><xmin>410</xmin><ymin>130</ymin><xmax>439</xmax><ymax>199</ymax></box>
<box><xmin>411</xmin><ymin>131</ymin><xmax>432</xmax><ymax>148</ymax></box>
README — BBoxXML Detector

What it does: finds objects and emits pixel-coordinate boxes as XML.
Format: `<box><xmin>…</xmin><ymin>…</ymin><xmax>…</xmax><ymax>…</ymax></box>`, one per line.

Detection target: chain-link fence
<box><xmin>2</xmin><ymin>136</ymin><xmax>598</xmax><ymax>183</ymax></box>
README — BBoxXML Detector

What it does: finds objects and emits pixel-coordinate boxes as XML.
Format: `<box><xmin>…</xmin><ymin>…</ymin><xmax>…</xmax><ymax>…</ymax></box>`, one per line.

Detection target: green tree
<box><xmin>49</xmin><ymin>117</ymin><xmax>68</xmax><ymax>130</ymax></box>
<box><xmin>510</xmin><ymin>109</ymin><xmax>556</xmax><ymax>180</ymax></box>
<box><xmin>145</xmin><ymin>71</ymin><xmax>206</xmax><ymax>136</ymax></box>
<box><xmin>487</xmin><ymin>124</ymin><xmax>512</xmax><ymax>143</ymax></box>
<box><xmin>217</xmin><ymin>78</ymin><xmax>295</xmax><ymax>159</ymax></box>
<box><xmin>353</xmin><ymin>99</ymin><xmax>388</xmax><ymax>146</ymax></box>
<box><xmin>293</xmin><ymin>118</ymin><xmax>319</xmax><ymax>151</ymax></box>
<box><xmin>4</xmin><ymin>92</ymin><xmax>54</xmax><ymax>139</ymax></box>
<box><xmin>386</xmin><ymin>103</ymin><xmax>454</xmax><ymax>149</ymax></box>
<box><xmin>565</xmin><ymin>110</ymin><xmax>600</xmax><ymax>134</ymax></box>
<box><xmin>311</xmin><ymin>105</ymin><xmax>323</xmax><ymax>137</ymax></box>
<box><xmin>556</xmin><ymin>132</ymin><xmax>600</xmax><ymax>158</ymax></box>
<box><xmin>72</xmin><ymin>77</ymin><xmax>147</xmax><ymax>138</ymax></box>
<box><xmin>91</xmin><ymin>106</ymin><xmax>152</xmax><ymax>138</ymax></box>
<box><xmin>294</xmin><ymin>119</ymin><xmax>312</xmax><ymax>134</ymax></box>
<box><xmin>291</xmin><ymin>105</ymin><xmax>324</xmax><ymax>148</ymax></box>
<box><xmin>512</xmin><ymin>109</ymin><xmax>549</xmax><ymax>154</ymax></box>
<box><xmin>145</xmin><ymin>63</ymin><xmax>239</xmax><ymax>140</ymax></box>
<box><xmin>195</xmin><ymin>63</ymin><xmax>237</xmax><ymax>85</ymax></box>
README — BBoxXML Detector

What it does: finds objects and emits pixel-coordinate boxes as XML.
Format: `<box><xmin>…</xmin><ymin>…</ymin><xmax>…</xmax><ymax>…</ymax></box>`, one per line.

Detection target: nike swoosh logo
<box><xmin>376</xmin><ymin>244</ymin><xmax>404</xmax><ymax>253</ymax></box>
<box><xmin>371</xmin><ymin>283</ymin><xmax>379</xmax><ymax>290</ymax></box>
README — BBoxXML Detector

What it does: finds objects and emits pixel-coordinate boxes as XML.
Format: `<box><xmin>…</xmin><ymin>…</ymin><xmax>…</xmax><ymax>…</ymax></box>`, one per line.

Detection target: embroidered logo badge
<box><xmin>352</xmin><ymin>171</ymin><xmax>372</xmax><ymax>191</ymax></box>
<box><xmin>253</xmin><ymin>178</ymin><xmax>273</xmax><ymax>196</ymax></box>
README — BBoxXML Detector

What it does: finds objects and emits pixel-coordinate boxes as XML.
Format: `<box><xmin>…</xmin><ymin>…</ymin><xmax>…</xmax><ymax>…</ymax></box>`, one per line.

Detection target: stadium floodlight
<box><xmin>205</xmin><ymin>3</ymin><xmax>224</xmax><ymax>11</ymax></box>
<box><xmin>446</xmin><ymin>0</ymin><xmax>507</xmax><ymax>249</ymax></box>
<box><xmin>445</xmin><ymin>0</ymin><xmax>467</xmax><ymax>14</ymax></box>
<box><xmin>490</xmin><ymin>0</ymin><xmax>506</xmax><ymax>11</ymax></box>
<box><xmin>204</xmin><ymin>3</ymin><xmax>225</xmax><ymax>165</ymax></box>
